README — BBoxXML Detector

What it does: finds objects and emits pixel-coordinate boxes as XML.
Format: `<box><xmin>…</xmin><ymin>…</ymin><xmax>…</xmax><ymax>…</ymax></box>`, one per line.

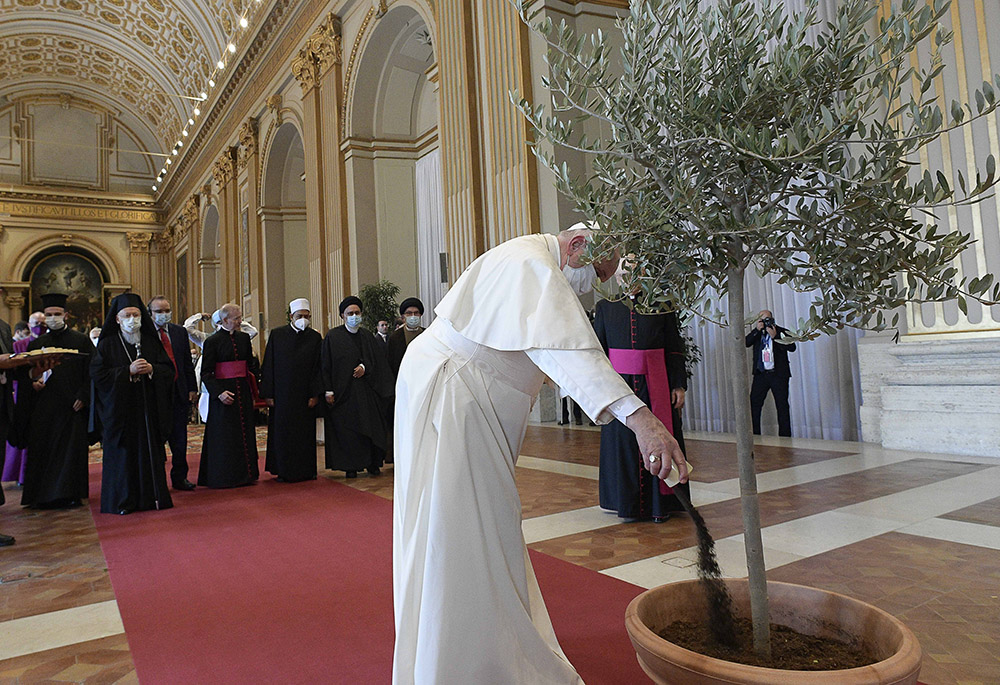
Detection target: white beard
<box><xmin>121</xmin><ymin>329</ymin><xmax>142</xmax><ymax>346</ymax></box>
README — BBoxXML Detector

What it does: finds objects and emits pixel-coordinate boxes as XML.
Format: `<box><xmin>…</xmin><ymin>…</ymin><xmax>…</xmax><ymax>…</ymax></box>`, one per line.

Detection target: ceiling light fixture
<box><xmin>208</xmin><ymin>79</ymin><xmax>215</xmax><ymax>87</ymax></box>
<box><xmin>217</xmin><ymin>59</ymin><xmax>225</xmax><ymax>69</ymax></box>
<box><xmin>188</xmin><ymin>118</ymin><xmax>194</xmax><ymax>125</ymax></box>
<box><xmin>193</xmin><ymin>107</ymin><xmax>200</xmax><ymax>116</ymax></box>
<box><xmin>227</xmin><ymin>43</ymin><xmax>236</xmax><ymax>53</ymax></box>
<box><xmin>166</xmin><ymin>157</ymin><xmax>173</xmax><ymax>163</ymax></box>
<box><xmin>152</xmin><ymin>185</ymin><xmax>157</xmax><ymax>191</ymax></box>
<box><xmin>200</xmin><ymin>91</ymin><xmax>208</xmax><ymax>100</ymax></box>
<box><xmin>240</xmin><ymin>17</ymin><xmax>248</xmax><ymax>28</ymax></box>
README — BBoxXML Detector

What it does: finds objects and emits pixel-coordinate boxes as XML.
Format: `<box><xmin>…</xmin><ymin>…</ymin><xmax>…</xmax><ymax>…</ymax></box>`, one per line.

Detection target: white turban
<box><xmin>289</xmin><ymin>298</ymin><xmax>311</xmax><ymax>313</ymax></box>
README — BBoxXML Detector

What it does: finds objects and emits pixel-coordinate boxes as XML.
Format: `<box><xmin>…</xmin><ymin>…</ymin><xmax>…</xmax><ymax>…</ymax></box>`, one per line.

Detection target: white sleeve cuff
<box><xmin>607</xmin><ymin>395</ymin><xmax>646</xmax><ymax>425</ymax></box>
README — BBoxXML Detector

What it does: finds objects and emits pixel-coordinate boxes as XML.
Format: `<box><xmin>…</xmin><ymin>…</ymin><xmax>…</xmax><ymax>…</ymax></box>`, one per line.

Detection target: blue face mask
<box><xmin>346</xmin><ymin>314</ymin><xmax>362</xmax><ymax>329</ymax></box>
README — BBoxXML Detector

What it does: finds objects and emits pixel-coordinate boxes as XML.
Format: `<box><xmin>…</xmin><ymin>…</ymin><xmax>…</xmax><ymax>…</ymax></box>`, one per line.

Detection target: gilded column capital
<box><xmin>266</xmin><ymin>94</ymin><xmax>283</xmax><ymax>124</ymax></box>
<box><xmin>154</xmin><ymin>227</ymin><xmax>174</xmax><ymax>250</ymax></box>
<box><xmin>237</xmin><ymin>119</ymin><xmax>259</xmax><ymax>171</ymax></box>
<box><xmin>177</xmin><ymin>194</ymin><xmax>200</xmax><ymax>240</ymax></box>
<box><xmin>292</xmin><ymin>13</ymin><xmax>343</xmax><ymax>93</ymax></box>
<box><xmin>4</xmin><ymin>292</ymin><xmax>25</xmax><ymax>310</ymax></box>
<box><xmin>126</xmin><ymin>231</ymin><xmax>152</xmax><ymax>251</ymax></box>
<box><xmin>212</xmin><ymin>148</ymin><xmax>237</xmax><ymax>186</ymax></box>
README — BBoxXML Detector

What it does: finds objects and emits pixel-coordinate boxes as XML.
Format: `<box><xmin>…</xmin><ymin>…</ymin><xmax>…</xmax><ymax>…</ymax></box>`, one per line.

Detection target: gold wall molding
<box><xmin>211</xmin><ymin>147</ymin><xmax>237</xmax><ymax>186</ymax></box>
<box><xmin>0</xmin><ymin>199</ymin><xmax>159</xmax><ymax>224</ymax></box>
<box><xmin>5</xmin><ymin>232</ymin><xmax>126</xmax><ymax>284</ymax></box>
<box><xmin>291</xmin><ymin>12</ymin><xmax>343</xmax><ymax>94</ymax></box>
<box><xmin>341</xmin><ymin>6</ymin><xmax>376</xmax><ymax>139</ymax></box>
<box><xmin>0</xmin><ymin>189</ymin><xmax>157</xmax><ymax>211</ymax></box>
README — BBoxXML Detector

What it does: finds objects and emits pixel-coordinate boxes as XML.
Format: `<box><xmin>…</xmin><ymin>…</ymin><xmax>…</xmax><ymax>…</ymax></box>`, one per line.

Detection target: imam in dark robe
<box><xmin>593</xmin><ymin>298</ymin><xmax>689</xmax><ymax>521</ymax></box>
<box><xmin>16</xmin><ymin>294</ymin><xmax>93</xmax><ymax>508</ymax></box>
<box><xmin>91</xmin><ymin>293</ymin><xmax>174</xmax><ymax>514</ymax></box>
<box><xmin>200</xmin><ymin>326</ymin><xmax>260</xmax><ymax>488</ymax></box>
<box><xmin>261</xmin><ymin>323</ymin><xmax>323</xmax><ymax>482</ymax></box>
<box><xmin>321</xmin><ymin>318</ymin><xmax>388</xmax><ymax>477</ymax></box>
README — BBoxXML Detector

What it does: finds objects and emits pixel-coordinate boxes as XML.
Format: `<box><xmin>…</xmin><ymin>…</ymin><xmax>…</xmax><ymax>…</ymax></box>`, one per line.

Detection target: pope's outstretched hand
<box><xmin>626</xmin><ymin>406</ymin><xmax>688</xmax><ymax>483</ymax></box>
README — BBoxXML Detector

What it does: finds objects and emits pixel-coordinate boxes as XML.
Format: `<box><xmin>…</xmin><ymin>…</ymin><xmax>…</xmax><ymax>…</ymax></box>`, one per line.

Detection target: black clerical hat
<box><xmin>399</xmin><ymin>297</ymin><xmax>424</xmax><ymax>316</ymax></box>
<box><xmin>40</xmin><ymin>292</ymin><xmax>69</xmax><ymax>309</ymax></box>
<box><xmin>98</xmin><ymin>292</ymin><xmax>156</xmax><ymax>342</ymax></box>
<box><xmin>339</xmin><ymin>295</ymin><xmax>362</xmax><ymax>315</ymax></box>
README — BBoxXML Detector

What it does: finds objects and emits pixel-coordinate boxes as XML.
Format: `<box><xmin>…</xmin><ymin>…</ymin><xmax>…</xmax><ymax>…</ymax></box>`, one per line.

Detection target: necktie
<box><xmin>160</xmin><ymin>328</ymin><xmax>178</xmax><ymax>382</ymax></box>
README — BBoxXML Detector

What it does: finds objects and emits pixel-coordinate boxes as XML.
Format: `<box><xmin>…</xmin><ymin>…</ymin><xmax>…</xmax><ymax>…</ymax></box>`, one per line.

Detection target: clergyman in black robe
<box><xmin>200</xmin><ymin>304</ymin><xmax>260</xmax><ymax>488</ymax></box>
<box><xmin>261</xmin><ymin>298</ymin><xmax>323</xmax><ymax>483</ymax></box>
<box><xmin>91</xmin><ymin>293</ymin><xmax>174</xmax><ymax>515</ymax></box>
<box><xmin>16</xmin><ymin>292</ymin><xmax>92</xmax><ymax>509</ymax></box>
<box><xmin>322</xmin><ymin>296</ymin><xmax>389</xmax><ymax>478</ymax></box>
<box><xmin>593</xmin><ymin>297</ymin><xmax>690</xmax><ymax>522</ymax></box>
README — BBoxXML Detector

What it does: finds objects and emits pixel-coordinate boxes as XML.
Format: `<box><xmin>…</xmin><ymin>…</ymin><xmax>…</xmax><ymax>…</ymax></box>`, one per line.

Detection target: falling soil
<box><xmin>657</xmin><ymin>618</ymin><xmax>880</xmax><ymax>670</ymax></box>
<box><xmin>668</xmin><ymin>489</ymin><xmax>879</xmax><ymax>670</ymax></box>
<box><xmin>671</xmin><ymin>488</ymin><xmax>738</xmax><ymax>648</ymax></box>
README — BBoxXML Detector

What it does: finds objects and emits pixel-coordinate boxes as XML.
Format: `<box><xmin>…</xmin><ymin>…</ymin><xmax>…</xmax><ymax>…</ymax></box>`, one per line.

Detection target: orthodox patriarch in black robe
<box><xmin>16</xmin><ymin>294</ymin><xmax>92</xmax><ymax>508</ymax></box>
<box><xmin>261</xmin><ymin>323</ymin><xmax>323</xmax><ymax>482</ymax></box>
<box><xmin>321</xmin><ymin>322</ymin><xmax>389</xmax><ymax>476</ymax></box>
<box><xmin>91</xmin><ymin>293</ymin><xmax>174</xmax><ymax>514</ymax></box>
<box><xmin>593</xmin><ymin>298</ymin><xmax>690</xmax><ymax>521</ymax></box>
<box><xmin>200</xmin><ymin>327</ymin><xmax>260</xmax><ymax>488</ymax></box>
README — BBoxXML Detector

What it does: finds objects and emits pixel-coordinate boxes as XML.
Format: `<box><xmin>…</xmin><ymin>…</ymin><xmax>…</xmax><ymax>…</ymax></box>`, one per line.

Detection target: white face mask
<box><xmin>292</xmin><ymin>317</ymin><xmax>311</xmax><ymax>331</ymax></box>
<box><xmin>90</xmin><ymin>336</ymin><xmax>100</xmax><ymax>346</ymax></box>
<box><xmin>45</xmin><ymin>314</ymin><xmax>66</xmax><ymax>331</ymax></box>
<box><xmin>152</xmin><ymin>312</ymin><xmax>171</xmax><ymax>327</ymax></box>
<box><xmin>405</xmin><ymin>315</ymin><xmax>421</xmax><ymax>329</ymax></box>
<box><xmin>345</xmin><ymin>314</ymin><xmax>362</xmax><ymax>330</ymax></box>
<box><xmin>120</xmin><ymin>315</ymin><xmax>142</xmax><ymax>333</ymax></box>
<box><xmin>562</xmin><ymin>263</ymin><xmax>597</xmax><ymax>297</ymax></box>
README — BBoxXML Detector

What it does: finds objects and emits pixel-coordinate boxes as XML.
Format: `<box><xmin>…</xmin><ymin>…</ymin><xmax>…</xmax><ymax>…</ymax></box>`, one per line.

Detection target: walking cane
<box><xmin>135</xmin><ymin>339</ymin><xmax>162</xmax><ymax>510</ymax></box>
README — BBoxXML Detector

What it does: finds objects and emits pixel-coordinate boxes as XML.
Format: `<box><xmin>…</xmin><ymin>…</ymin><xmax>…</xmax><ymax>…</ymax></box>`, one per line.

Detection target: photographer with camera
<box><xmin>745</xmin><ymin>309</ymin><xmax>797</xmax><ymax>437</ymax></box>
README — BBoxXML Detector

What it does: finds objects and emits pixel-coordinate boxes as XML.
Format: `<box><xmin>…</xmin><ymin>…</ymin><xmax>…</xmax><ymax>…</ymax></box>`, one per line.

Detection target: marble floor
<box><xmin>1</xmin><ymin>424</ymin><xmax>999</xmax><ymax>684</ymax></box>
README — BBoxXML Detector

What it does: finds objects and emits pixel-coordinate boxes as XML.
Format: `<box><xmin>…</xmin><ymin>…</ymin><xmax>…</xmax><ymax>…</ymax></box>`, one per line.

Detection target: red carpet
<box><xmin>88</xmin><ymin>457</ymin><xmax>648</xmax><ymax>684</ymax></box>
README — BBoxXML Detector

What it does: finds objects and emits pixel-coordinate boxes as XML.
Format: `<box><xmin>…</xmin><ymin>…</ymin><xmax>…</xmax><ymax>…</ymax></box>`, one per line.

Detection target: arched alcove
<box><xmin>201</xmin><ymin>204</ymin><xmax>221</xmax><ymax>311</ymax></box>
<box><xmin>260</xmin><ymin>121</ymin><xmax>309</xmax><ymax>329</ymax></box>
<box><xmin>345</xmin><ymin>4</ymin><xmax>446</xmax><ymax>320</ymax></box>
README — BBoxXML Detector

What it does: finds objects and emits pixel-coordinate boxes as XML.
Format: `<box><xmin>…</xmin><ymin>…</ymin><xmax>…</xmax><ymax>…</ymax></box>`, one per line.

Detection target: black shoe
<box><xmin>367</xmin><ymin>467</ymin><xmax>381</xmax><ymax>477</ymax></box>
<box><xmin>345</xmin><ymin>471</ymin><xmax>357</xmax><ymax>479</ymax></box>
<box><xmin>173</xmin><ymin>480</ymin><xmax>196</xmax><ymax>491</ymax></box>
<box><xmin>0</xmin><ymin>533</ymin><xmax>15</xmax><ymax>547</ymax></box>
<box><xmin>117</xmin><ymin>509</ymin><xmax>131</xmax><ymax>516</ymax></box>
<box><xmin>653</xmin><ymin>514</ymin><xmax>671</xmax><ymax>524</ymax></box>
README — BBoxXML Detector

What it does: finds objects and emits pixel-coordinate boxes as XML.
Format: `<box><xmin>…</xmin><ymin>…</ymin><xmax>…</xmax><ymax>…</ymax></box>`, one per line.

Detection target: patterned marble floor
<box><xmin>2</xmin><ymin>423</ymin><xmax>999</xmax><ymax>684</ymax></box>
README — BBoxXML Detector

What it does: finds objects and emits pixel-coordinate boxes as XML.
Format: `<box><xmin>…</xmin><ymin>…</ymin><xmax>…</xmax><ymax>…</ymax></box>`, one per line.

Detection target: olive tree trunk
<box><xmin>726</xmin><ymin>259</ymin><xmax>771</xmax><ymax>659</ymax></box>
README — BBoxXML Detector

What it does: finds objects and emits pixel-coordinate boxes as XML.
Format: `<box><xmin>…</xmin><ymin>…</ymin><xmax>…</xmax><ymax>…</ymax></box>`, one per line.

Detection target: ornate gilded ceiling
<box><xmin>0</xmin><ymin>0</ymin><xmax>251</xmax><ymax>152</ymax></box>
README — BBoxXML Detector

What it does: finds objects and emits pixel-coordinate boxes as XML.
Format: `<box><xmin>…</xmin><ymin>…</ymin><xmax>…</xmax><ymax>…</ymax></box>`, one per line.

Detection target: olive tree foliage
<box><xmin>515</xmin><ymin>0</ymin><xmax>999</xmax><ymax>659</ymax></box>
<box><xmin>516</xmin><ymin>0</ymin><xmax>1000</xmax><ymax>336</ymax></box>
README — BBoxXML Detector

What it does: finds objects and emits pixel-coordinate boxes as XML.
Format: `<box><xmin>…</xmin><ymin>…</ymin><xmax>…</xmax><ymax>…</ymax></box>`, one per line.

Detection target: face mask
<box><xmin>345</xmin><ymin>314</ymin><xmax>362</xmax><ymax>330</ymax></box>
<box><xmin>29</xmin><ymin>324</ymin><xmax>45</xmax><ymax>336</ymax></box>
<box><xmin>562</xmin><ymin>263</ymin><xmax>597</xmax><ymax>297</ymax></box>
<box><xmin>152</xmin><ymin>312</ymin><xmax>171</xmax><ymax>327</ymax></box>
<box><xmin>405</xmin><ymin>315</ymin><xmax>421</xmax><ymax>329</ymax></box>
<box><xmin>292</xmin><ymin>317</ymin><xmax>311</xmax><ymax>331</ymax></box>
<box><xmin>14</xmin><ymin>330</ymin><xmax>28</xmax><ymax>341</ymax></box>
<box><xmin>90</xmin><ymin>336</ymin><xmax>100</xmax><ymax>347</ymax></box>
<box><xmin>45</xmin><ymin>315</ymin><xmax>66</xmax><ymax>331</ymax></box>
<box><xmin>120</xmin><ymin>316</ymin><xmax>141</xmax><ymax>333</ymax></box>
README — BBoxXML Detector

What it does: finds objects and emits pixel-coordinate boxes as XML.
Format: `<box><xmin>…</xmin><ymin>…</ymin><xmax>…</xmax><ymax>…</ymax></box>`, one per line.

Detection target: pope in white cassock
<box><xmin>393</xmin><ymin>226</ymin><xmax>688</xmax><ymax>684</ymax></box>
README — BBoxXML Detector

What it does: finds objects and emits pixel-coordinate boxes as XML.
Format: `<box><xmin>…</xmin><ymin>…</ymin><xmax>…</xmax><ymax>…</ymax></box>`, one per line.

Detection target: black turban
<box><xmin>41</xmin><ymin>292</ymin><xmax>69</xmax><ymax>309</ymax></box>
<box><xmin>339</xmin><ymin>296</ymin><xmax>363</xmax><ymax>316</ymax></box>
<box><xmin>398</xmin><ymin>297</ymin><xmax>424</xmax><ymax>316</ymax></box>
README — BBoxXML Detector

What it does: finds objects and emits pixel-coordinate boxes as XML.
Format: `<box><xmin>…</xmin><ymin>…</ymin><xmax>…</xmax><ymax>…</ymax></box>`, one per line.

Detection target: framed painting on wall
<box><xmin>177</xmin><ymin>252</ymin><xmax>188</xmax><ymax>319</ymax></box>
<box><xmin>240</xmin><ymin>207</ymin><xmax>250</xmax><ymax>297</ymax></box>
<box><xmin>29</xmin><ymin>251</ymin><xmax>105</xmax><ymax>332</ymax></box>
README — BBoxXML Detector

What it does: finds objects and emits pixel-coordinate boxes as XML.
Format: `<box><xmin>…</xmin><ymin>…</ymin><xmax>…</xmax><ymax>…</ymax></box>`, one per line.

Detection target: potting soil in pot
<box><xmin>657</xmin><ymin>618</ymin><xmax>880</xmax><ymax>670</ymax></box>
<box><xmin>670</xmin><ymin>490</ymin><xmax>880</xmax><ymax>670</ymax></box>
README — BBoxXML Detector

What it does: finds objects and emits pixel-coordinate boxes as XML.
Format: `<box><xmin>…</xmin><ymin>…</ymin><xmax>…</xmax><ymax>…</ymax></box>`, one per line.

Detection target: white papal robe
<box><xmin>393</xmin><ymin>234</ymin><xmax>644</xmax><ymax>684</ymax></box>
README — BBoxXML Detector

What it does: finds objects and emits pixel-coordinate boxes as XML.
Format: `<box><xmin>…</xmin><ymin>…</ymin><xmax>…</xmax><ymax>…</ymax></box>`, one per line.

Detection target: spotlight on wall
<box><xmin>200</xmin><ymin>91</ymin><xmax>208</xmax><ymax>100</ymax></box>
<box><xmin>188</xmin><ymin>118</ymin><xmax>194</xmax><ymax>126</ymax></box>
<box><xmin>166</xmin><ymin>158</ymin><xmax>173</xmax><ymax>164</ymax></box>
<box><xmin>239</xmin><ymin>17</ymin><xmax>248</xmax><ymax>28</ymax></box>
<box><xmin>152</xmin><ymin>185</ymin><xmax>157</xmax><ymax>191</ymax></box>
<box><xmin>182</xmin><ymin>129</ymin><xmax>188</xmax><ymax>136</ymax></box>
<box><xmin>208</xmin><ymin>79</ymin><xmax>215</xmax><ymax>87</ymax></box>
<box><xmin>227</xmin><ymin>43</ymin><xmax>236</xmax><ymax>53</ymax></box>
<box><xmin>193</xmin><ymin>107</ymin><xmax>201</xmax><ymax>116</ymax></box>
<box><xmin>217</xmin><ymin>59</ymin><xmax>225</xmax><ymax>69</ymax></box>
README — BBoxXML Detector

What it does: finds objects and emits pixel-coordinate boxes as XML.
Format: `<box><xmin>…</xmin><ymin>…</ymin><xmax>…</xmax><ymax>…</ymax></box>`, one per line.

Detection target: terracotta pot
<box><xmin>625</xmin><ymin>579</ymin><xmax>922</xmax><ymax>684</ymax></box>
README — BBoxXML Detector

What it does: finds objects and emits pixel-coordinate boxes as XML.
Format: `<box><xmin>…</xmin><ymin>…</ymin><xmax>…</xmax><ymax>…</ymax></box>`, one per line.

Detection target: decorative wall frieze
<box><xmin>153</xmin><ymin>228</ymin><xmax>174</xmax><ymax>250</ymax></box>
<box><xmin>60</xmin><ymin>233</ymin><xmax>73</xmax><ymax>246</ymax></box>
<box><xmin>0</xmin><ymin>198</ymin><xmax>159</xmax><ymax>224</ymax></box>
<box><xmin>180</xmin><ymin>195</ymin><xmax>200</xmax><ymax>236</ymax></box>
<box><xmin>126</xmin><ymin>231</ymin><xmax>152</xmax><ymax>251</ymax></box>
<box><xmin>4</xmin><ymin>293</ymin><xmax>25</xmax><ymax>310</ymax></box>
<box><xmin>291</xmin><ymin>12</ymin><xmax>343</xmax><ymax>93</ymax></box>
<box><xmin>237</xmin><ymin>119</ymin><xmax>259</xmax><ymax>170</ymax></box>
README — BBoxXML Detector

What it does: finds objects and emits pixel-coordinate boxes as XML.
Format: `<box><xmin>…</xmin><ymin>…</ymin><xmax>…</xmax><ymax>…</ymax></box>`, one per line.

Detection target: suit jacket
<box><xmin>156</xmin><ymin>322</ymin><xmax>198</xmax><ymax>400</ymax></box>
<box><xmin>745</xmin><ymin>325</ymin><xmax>796</xmax><ymax>378</ymax></box>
